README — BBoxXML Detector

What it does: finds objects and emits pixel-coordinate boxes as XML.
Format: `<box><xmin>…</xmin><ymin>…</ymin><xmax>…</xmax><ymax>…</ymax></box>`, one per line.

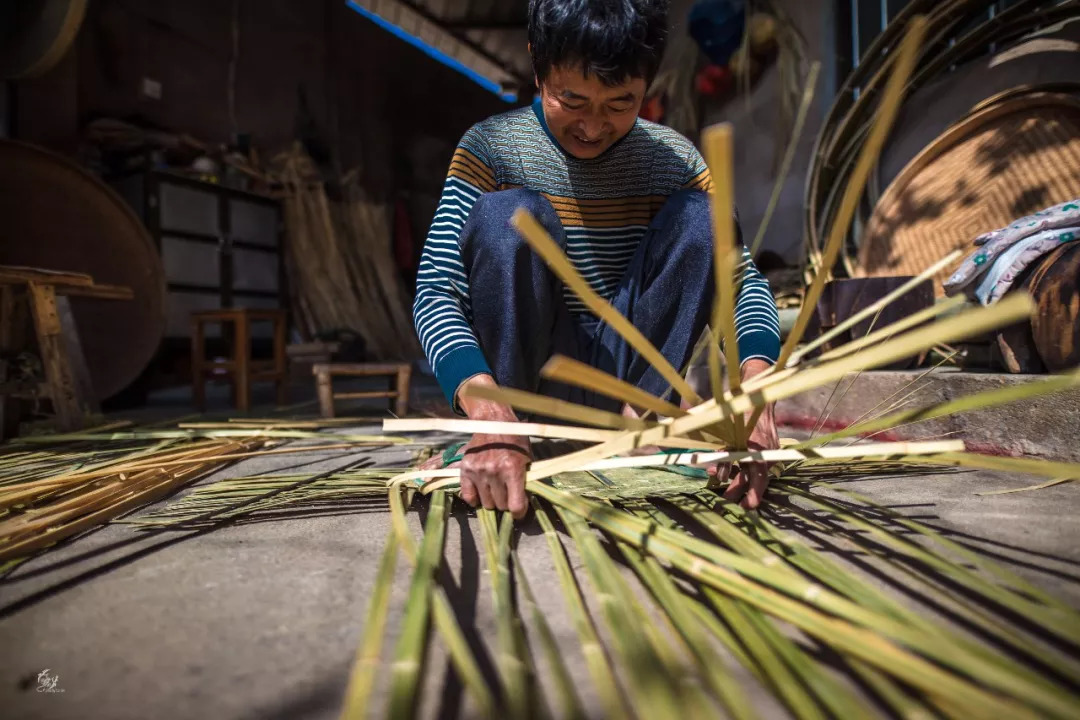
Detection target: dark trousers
<box><xmin>460</xmin><ymin>188</ymin><xmax>718</xmax><ymax>412</ymax></box>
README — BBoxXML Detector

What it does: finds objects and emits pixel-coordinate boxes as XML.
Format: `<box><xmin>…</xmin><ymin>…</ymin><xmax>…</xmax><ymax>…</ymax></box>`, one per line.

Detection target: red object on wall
<box><xmin>639</xmin><ymin>94</ymin><xmax>665</xmax><ymax>122</ymax></box>
<box><xmin>695</xmin><ymin>64</ymin><xmax>733</xmax><ymax>96</ymax></box>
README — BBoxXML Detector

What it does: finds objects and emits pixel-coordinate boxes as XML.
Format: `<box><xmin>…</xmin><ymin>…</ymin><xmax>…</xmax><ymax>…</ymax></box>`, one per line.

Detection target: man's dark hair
<box><xmin>528</xmin><ymin>0</ymin><xmax>670</xmax><ymax>87</ymax></box>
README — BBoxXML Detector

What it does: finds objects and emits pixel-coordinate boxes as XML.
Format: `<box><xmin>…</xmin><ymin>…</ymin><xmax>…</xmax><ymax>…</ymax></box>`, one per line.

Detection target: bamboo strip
<box><xmin>339</xmin><ymin>531</ymin><xmax>399</xmax><ymax>719</ymax></box>
<box><xmin>526</xmin><ymin>293</ymin><xmax>1034</xmax><ymax>482</ymax></box>
<box><xmin>511</xmin><ymin>208</ymin><xmax>702</xmax><ymax>404</ymax></box>
<box><xmin>703</xmin><ymin>123</ymin><xmax>743</xmax><ymax>399</ymax></box>
<box><xmin>777</xmin><ymin>16</ymin><xmax>927</xmax><ymax>368</ymax></box>
<box><xmin>385</xmin><ymin>487</ymin><xmax>496</xmax><ymax>716</ymax></box>
<box><xmin>458</xmin><ymin>383</ymin><xmax>652</xmax><ymax>431</ymax></box>
<box><xmin>799</xmin><ymin>367</ymin><xmax>1080</xmax><ymax>448</ymax></box>
<box><xmin>383</xmin><ymin>416</ymin><xmax>726</xmax><ymax>451</ymax></box>
<box><xmin>540</xmin><ymin>356</ymin><xmax>686</xmax><ymax>417</ymax></box>
<box><xmin>791</xmin><ymin>251</ymin><xmax>964</xmax><ymax>364</ymax></box>
<box><xmin>387</xmin><ymin>490</ymin><xmax>448</xmax><ymax>718</ymax></box>
<box><xmin>530</xmin><ymin>498</ymin><xmax>631</xmax><ymax>719</ymax></box>
<box><xmin>513</xmin><ymin>546</ymin><xmax>586</xmax><ymax>720</ymax></box>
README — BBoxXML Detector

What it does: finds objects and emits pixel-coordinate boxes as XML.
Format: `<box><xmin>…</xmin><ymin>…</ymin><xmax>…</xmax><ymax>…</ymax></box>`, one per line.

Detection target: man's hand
<box><xmin>709</xmin><ymin>358</ymin><xmax>779</xmax><ymax>509</ymax></box>
<box><xmin>429</xmin><ymin>374</ymin><xmax>531</xmax><ymax>519</ymax></box>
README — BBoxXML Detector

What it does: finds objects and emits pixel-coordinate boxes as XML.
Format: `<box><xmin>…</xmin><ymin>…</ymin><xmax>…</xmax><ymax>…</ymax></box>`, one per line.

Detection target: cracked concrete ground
<box><xmin>1</xmin><ymin>415</ymin><xmax>1079</xmax><ymax>719</ymax></box>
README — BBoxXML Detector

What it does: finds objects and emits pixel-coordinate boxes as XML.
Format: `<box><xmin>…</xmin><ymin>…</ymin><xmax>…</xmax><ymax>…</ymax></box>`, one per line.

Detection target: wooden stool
<box><xmin>191</xmin><ymin>308</ymin><xmax>287</xmax><ymax>411</ymax></box>
<box><xmin>0</xmin><ymin>265</ymin><xmax>134</xmax><ymax>433</ymax></box>
<box><xmin>313</xmin><ymin>363</ymin><xmax>411</xmax><ymax>418</ymax></box>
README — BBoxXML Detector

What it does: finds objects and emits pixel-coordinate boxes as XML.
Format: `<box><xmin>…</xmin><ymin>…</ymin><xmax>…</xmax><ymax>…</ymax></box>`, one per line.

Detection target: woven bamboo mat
<box><xmin>857</xmin><ymin>92</ymin><xmax>1080</xmax><ymax>295</ymax></box>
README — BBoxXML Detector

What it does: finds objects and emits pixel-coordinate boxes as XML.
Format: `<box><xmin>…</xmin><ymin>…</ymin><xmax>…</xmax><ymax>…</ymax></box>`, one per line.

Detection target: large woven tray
<box><xmin>857</xmin><ymin>92</ymin><xmax>1080</xmax><ymax>295</ymax></box>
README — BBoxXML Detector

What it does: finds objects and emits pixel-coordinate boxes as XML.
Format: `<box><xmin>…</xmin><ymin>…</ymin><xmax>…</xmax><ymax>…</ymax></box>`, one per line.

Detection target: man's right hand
<box><xmin>450</xmin><ymin>374</ymin><xmax>531</xmax><ymax>519</ymax></box>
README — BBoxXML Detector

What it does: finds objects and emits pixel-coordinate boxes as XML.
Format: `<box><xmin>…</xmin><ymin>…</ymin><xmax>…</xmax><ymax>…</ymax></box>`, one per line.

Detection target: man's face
<box><xmin>537</xmin><ymin>65</ymin><xmax>647</xmax><ymax>159</ymax></box>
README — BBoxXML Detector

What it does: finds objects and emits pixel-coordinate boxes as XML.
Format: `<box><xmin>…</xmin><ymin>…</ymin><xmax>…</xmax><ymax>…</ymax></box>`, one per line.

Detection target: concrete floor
<box><xmin>2</xmin><ymin>416</ymin><xmax>1080</xmax><ymax>718</ymax></box>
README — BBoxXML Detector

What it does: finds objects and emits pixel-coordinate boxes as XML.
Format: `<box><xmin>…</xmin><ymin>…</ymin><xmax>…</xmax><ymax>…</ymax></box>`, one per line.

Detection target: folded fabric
<box><xmin>945</xmin><ymin>197</ymin><xmax>1080</xmax><ymax>296</ymax></box>
<box><xmin>971</xmin><ymin>226</ymin><xmax>1080</xmax><ymax>305</ymax></box>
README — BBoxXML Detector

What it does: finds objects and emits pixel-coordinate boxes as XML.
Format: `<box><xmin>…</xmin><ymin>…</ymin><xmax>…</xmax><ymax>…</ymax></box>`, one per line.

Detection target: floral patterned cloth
<box><xmin>944</xmin><ymin>198</ymin><xmax>1080</xmax><ymax>304</ymax></box>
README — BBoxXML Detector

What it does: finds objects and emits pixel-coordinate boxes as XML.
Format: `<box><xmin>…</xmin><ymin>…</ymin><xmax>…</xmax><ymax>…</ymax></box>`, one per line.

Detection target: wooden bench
<box><xmin>312</xmin><ymin>363</ymin><xmax>411</xmax><ymax>418</ymax></box>
<box><xmin>191</xmin><ymin>308</ymin><xmax>288</xmax><ymax>411</ymax></box>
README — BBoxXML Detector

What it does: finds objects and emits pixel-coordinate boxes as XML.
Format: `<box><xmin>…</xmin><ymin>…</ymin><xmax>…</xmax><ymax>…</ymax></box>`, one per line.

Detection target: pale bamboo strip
<box><xmin>382</xmin><ymin>417</ymin><xmax>723</xmax><ymax>450</ymax></box>
<box><xmin>703</xmin><ymin>123</ymin><xmax>743</xmax><ymax>398</ymax></box>
<box><xmin>512</xmin><ymin>208</ymin><xmax>702</xmax><ymax>404</ymax></box>
<box><xmin>977</xmin><ymin>477</ymin><xmax>1074</xmax><ymax>496</ymax></box>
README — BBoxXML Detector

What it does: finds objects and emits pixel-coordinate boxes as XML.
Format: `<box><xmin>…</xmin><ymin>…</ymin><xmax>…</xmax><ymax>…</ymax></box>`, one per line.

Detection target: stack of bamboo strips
<box><xmin>0</xmin><ymin>420</ymin><xmax>409</xmax><ymax>568</ymax></box>
<box><xmin>274</xmin><ymin>145</ymin><xmax>420</xmax><ymax>359</ymax></box>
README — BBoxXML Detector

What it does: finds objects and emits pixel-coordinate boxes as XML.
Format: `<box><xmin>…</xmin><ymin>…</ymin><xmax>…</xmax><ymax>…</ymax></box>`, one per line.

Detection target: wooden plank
<box><xmin>395</xmin><ymin>365</ymin><xmax>411</xmax><ymax>417</ymax></box>
<box><xmin>57</xmin><ymin>283</ymin><xmax>135</xmax><ymax>301</ymax></box>
<box><xmin>312</xmin><ymin>362</ymin><xmax>410</xmax><ymax>376</ymax></box>
<box><xmin>334</xmin><ymin>391</ymin><xmax>398</xmax><ymax>400</ymax></box>
<box><xmin>0</xmin><ymin>265</ymin><xmax>94</xmax><ymax>287</ymax></box>
<box><xmin>316</xmin><ymin>366</ymin><xmax>335</xmax><ymax>418</ymax></box>
<box><xmin>26</xmin><ymin>282</ymin><xmax>83</xmax><ymax>430</ymax></box>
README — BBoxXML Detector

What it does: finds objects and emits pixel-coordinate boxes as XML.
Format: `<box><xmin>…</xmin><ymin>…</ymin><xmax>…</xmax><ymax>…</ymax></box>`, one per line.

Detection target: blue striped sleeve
<box><xmin>733</xmin><ymin>247</ymin><xmax>781</xmax><ymax>365</ymax></box>
<box><xmin>413</xmin><ymin>126</ymin><xmax>496</xmax><ymax>408</ymax></box>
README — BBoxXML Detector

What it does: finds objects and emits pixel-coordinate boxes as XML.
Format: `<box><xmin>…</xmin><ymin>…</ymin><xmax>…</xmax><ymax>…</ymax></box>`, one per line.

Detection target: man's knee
<box><xmin>464</xmin><ymin>189</ymin><xmax>561</xmax><ymax>258</ymax></box>
<box><xmin>661</xmin><ymin>189</ymin><xmax>743</xmax><ymax>252</ymax></box>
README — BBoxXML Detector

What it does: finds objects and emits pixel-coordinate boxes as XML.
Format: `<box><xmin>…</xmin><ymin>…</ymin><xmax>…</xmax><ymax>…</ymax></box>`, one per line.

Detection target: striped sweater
<box><xmin>414</xmin><ymin>101</ymin><xmax>781</xmax><ymax>404</ymax></box>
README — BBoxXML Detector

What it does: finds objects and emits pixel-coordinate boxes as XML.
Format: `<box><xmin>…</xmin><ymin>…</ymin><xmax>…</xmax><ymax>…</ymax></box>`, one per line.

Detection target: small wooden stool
<box><xmin>191</xmin><ymin>308</ymin><xmax>288</xmax><ymax>411</ymax></box>
<box><xmin>312</xmin><ymin>363</ymin><xmax>411</xmax><ymax>418</ymax></box>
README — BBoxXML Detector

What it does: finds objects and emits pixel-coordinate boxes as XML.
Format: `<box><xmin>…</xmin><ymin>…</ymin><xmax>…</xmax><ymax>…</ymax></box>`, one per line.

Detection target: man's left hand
<box><xmin>708</xmin><ymin>358</ymin><xmax>779</xmax><ymax>509</ymax></box>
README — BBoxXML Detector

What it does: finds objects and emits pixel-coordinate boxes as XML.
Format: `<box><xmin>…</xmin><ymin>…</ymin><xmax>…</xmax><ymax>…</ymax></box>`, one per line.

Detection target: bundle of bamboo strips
<box><xmin>273</xmin><ymin>145</ymin><xmax>421</xmax><ymax>360</ymax></box>
<box><xmin>0</xmin><ymin>421</ymin><xmax>409</xmax><ymax>567</ymax></box>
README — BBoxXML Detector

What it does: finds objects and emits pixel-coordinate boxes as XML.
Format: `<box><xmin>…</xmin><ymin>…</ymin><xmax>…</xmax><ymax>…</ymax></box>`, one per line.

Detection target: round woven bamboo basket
<box><xmin>856</xmin><ymin>92</ymin><xmax>1080</xmax><ymax>295</ymax></box>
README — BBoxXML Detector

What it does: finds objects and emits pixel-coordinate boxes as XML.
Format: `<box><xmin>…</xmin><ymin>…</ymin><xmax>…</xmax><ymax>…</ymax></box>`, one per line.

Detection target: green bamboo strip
<box><xmin>799</xmin><ymin>369</ymin><xmax>1080</xmax><ymax>449</ymax></box>
<box><xmin>387</xmin><ymin>490</ymin><xmax>448</xmax><ymax>718</ymax></box>
<box><xmin>340</xmin><ymin>531</ymin><xmax>399</xmax><ymax>719</ymax></box>
<box><xmin>553</xmin><ymin>505</ymin><xmax>687</xmax><ymax>719</ymax></box>
<box><xmin>530</xmin><ymin>498</ymin><xmax>632</xmax><ymax>720</ymax></box>
<box><xmin>776</xmin><ymin>15</ymin><xmax>927</xmax><ymax>369</ymax></box>
<box><xmin>529</xmin><ymin>483</ymin><xmax>1060</xmax><ymax>718</ymax></box>
<box><xmin>774</xmin><ymin>485</ymin><xmax>1080</xmax><ymax>682</ymax></box>
<box><xmin>764</xmin><ymin>486</ymin><xmax>1079</xmax><ymax>714</ymax></box>
<box><xmin>817</xmin><ymin>481</ymin><xmax>1080</xmax><ymax>622</ymax></box>
<box><xmin>614</xmin><ymin>538</ymin><xmax>760</xmax><ymax>720</ymax></box>
<box><xmin>644</xmin><ymin>497</ymin><xmax>872</xmax><ymax>720</ymax></box>
<box><xmin>477</xmin><ymin>510</ymin><xmax>532</xmax><ymax>719</ymax></box>
<box><xmin>528</xmin><ymin>294</ymin><xmax>1036</xmax><ymax>482</ymax></box>
<box><xmin>386</xmin><ymin>487</ymin><xmax>497</xmax><ymax>716</ymax></box>
<box><xmin>11</xmin><ymin>429</ymin><xmax>409</xmax><ymax>444</ymax></box>
<box><xmin>513</xmin><ymin>546</ymin><xmax>586</xmax><ymax>720</ymax></box>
